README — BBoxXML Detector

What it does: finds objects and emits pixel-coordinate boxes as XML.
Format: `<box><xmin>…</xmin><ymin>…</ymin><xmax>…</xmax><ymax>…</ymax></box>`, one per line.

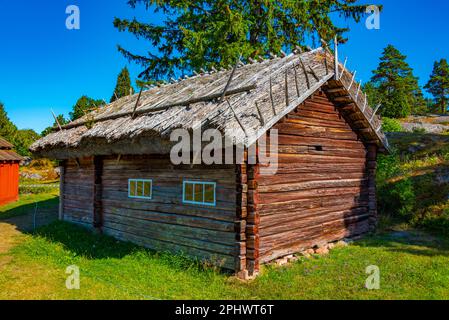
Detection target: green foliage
<box><xmin>377</xmin><ymin>151</ymin><xmax>415</xmax><ymax>218</ymax></box>
<box><xmin>425</xmin><ymin>59</ymin><xmax>449</xmax><ymax>114</ymax></box>
<box><xmin>0</xmin><ymin>102</ymin><xmax>39</xmax><ymax>156</ymax></box>
<box><xmin>381</xmin><ymin>117</ymin><xmax>403</xmax><ymax>132</ymax></box>
<box><xmin>366</xmin><ymin>45</ymin><xmax>426</xmax><ymax>118</ymax></box>
<box><xmin>110</xmin><ymin>67</ymin><xmax>133</xmax><ymax>102</ymax></box>
<box><xmin>114</xmin><ymin>0</ymin><xmax>371</xmax><ymax>80</ymax></box>
<box><xmin>41</xmin><ymin>114</ymin><xmax>68</xmax><ymax>137</ymax></box>
<box><xmin>19</xmin><ymin>185</ymin><xmax>59</xmax><ymax>195</ymax></box>
<box><xmin>3</xmin><ymin>216</ymin><xmax>449</xmax><ymax>299</ymax></box>
<box><xmin>377</xmin><ymin>133</ymin><xmax>449</xmax><ymax>236</ymax></box>
<box><xmin>69</xmin><ymin>96</ymin><xmax>104</xmax><ymax>121</ymax></box>
<box><xmin>14</xmin><ymin>129</ymin><xmax>41</xmax><ymax>156</ymax></box>
<box><xmin>0</xmin><ymin>102</ymin><xmax>17</xmax><ymax>139</ymax></box>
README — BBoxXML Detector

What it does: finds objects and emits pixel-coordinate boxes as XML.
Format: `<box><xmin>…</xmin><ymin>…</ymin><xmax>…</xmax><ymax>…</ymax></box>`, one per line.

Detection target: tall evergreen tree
<box><xmin>0</xmin><ymin>102</ymin><xmax>39</xmax><ymax>156</ymax></box>
<box><xmin>114</xmin><ymin>0</ymin><xmax>371</xmax><ymax>80</ymax></box>
<box><xmin>366</xmin><ymin>45</ymin><xmax>426</xmax><ymax>118</ymax></box>
<box><xmin>70</xmin><ymin>96</ymin><xmax>104</xmax><ymax>121</ymax></box>
<box><xmin>0</xmin><ymin>102</ymin><xmax>18</xmax><ymax>141</ymax></box>
<box><xmin>110</xmin><ymin>67</ymin><xmax>134</xmax><ymax>102</ymax></box>
<box><xmin>425</xmin><ymin>59</ymin><xmax>449</xmax><ymax>114</ymax></box>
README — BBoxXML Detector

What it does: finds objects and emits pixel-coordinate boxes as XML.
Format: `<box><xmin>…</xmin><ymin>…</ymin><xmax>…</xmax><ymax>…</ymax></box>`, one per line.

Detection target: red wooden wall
<box><xmin>0</xmin><ymin>162</ymin><xmax>20</xmax><ymax>206</ymax></box>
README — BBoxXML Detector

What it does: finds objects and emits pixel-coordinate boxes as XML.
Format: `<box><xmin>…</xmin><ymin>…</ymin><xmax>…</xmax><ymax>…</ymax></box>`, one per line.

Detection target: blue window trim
<box><xmin>182</xmin><ymin>180</ymin><xmax>216</xmax><ymax>206</ymax></box>
<box><xmin>128</xmin><ymin>179</ymin><xmax>153</xmax><ymax>200</ymax></box>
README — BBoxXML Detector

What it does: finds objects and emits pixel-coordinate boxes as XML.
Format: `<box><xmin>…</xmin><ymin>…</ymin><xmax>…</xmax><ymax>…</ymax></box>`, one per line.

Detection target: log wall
<box><xmin>62</xmin><ymin>157</ymin><xmax>94</xmax><ymax>228</ymax></box>
<box><xmin>256</xmin><ymin>90</ymin><xmax>376</xmax><ymax>263</ymax></box>
<box><xmin>99</xmin><ymin>155</ymin><xmax>238</xmax><ymax>270</ymax></box>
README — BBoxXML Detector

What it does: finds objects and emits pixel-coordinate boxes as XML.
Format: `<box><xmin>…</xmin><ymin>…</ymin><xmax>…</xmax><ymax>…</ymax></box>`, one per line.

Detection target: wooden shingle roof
<box><xmin>31</xmin><ymin>48</ymin><xmax>389</xmax><ymax>159</ymax></box>
<box><xmin>0</xmin><ymin>137</ymin><xmax>22</xmax><ymax>161</ymax></box>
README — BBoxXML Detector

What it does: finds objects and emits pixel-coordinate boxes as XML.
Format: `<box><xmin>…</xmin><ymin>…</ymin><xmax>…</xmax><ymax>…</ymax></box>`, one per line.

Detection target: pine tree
<box><xmin>70</xmin><ymin>96</ymin><xmax>104</xmax><ymax>121</ymax></box>
<box><xmin>425</xmin><ymin>59</ymin><xmax>449</xmax><ymax>114</ymax></box>
<box><xmin>110</xmin><ymin>67</ymin><xmax>133</xmax><ymax>102</ymax></box>
<box><xmin>366</xmin><ymin>45</ymin><xmax>426</xmax><ymax>118</ymax></box>
<box><xmin>113</xmin><ymin>0</ymin><xmax>371</xmax><ymax>80</ymax></box>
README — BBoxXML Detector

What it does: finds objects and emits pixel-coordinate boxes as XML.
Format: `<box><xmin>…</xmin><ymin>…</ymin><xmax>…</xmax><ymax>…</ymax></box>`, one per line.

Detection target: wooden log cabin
<box><xmin>0</xmin><ymin>137</ymin><xmax>22</xmax><ymax>206</ymax></box>
<box><xmin>31</xmin><ymin>48</ymin><xmax>389</xmax><ymax>278</ymax></box>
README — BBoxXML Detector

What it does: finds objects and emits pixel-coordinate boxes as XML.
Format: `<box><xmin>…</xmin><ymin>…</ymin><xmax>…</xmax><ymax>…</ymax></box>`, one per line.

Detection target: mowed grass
<box><xmin>0</xmin><ymin>192</ymin><xmax>59</xmax><ymax>220</ymax></box>
<box><xmin>1</xmin><ymin>218</ymin><xmax>449</xmax><ymax>300</ymax></box>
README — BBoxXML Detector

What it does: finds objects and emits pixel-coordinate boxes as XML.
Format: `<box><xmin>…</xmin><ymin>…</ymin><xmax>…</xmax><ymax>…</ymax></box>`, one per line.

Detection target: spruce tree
<box><xmin>110</xmin><ymin>67</ymin><xmax>133</xmax><ymax>102</ymax></box>
<box><xmin>425</xmin><ymin>59</ymin><xmax>449</xmax><ymax>114</ymax></box>
<box><xmin>113</xmin><ymin>0</ymin><xmax>371</xmax><ymax>80</ymax></box>
<box><xmin>366</xmin><ymin>45</ymin><xmax>426</xmax><ymax>118</ymax></box>
<box><xmin>0</xmin><ymin>102</ymin><xmax>17</xmax><ymax>141</ymax></box>
<box><xmin>69</xmin><ymin>96</ymin><xmax>104</xmax><ymax>121</ymax></box>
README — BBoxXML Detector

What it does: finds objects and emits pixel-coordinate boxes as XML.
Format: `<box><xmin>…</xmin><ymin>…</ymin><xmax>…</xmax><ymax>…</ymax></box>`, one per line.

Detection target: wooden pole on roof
<box><xmin>284</xmin><ymin>70</ymin><xmax>289</xmax><ymax>106</ymax></box>
<box><xmin>226</xmin><ymin>99</ymin><xmax>248</xmax><ymax>137</ymax></box>
<box><xmin>132</xmin><ymin>87</ymin><xmax>144</xmax><ymax>119</ymax></box>
<box><xmin>255</xmin><ymin>101</ymin><xmax>265</xmax><ymax>126</ymax></box>
<box><xmin>362</xmin><ymin>93</ymin><xmax>368</xmax><ymax>112</ymax></box>
<box><xmin>299</xmin><ymin>58</ymin><xmax>310</xmax><ymax>89</ymax></box>
<box><xmin>269</xmin><ymin>77</ymin><xmax>277</xmax><ymax>115</ymax></box>
<box><xmin>370</xmin><ymin>104</ymin><xmax>383</xmax><ymax>122</ymax></box>
<box><xmin>334</xmin><ymin>36</ymin><xmax>339</xmax><ymax>80</ymax></box>
<box><xmin>348</xmin><ymin>71</ymin><xmax>357</xmax><ymax>90</ymax></box>
<box><xmin>219</xmin><ymin>54</ymin><xmax>241</xmax><ymax>103</ymax></box>
<box><xmin>51</xmin><ymin>109</ymin><xmax>62</xmax><ymax>131</ymax></box>
<box><xmin>355</xmin><ymin>80</ymin><xmax>362</xmax><ymax>100</ymax></box>
<box><xmin>293</xmin><ymin>66</ymin><xmax>300</xmax><ymax>96</ymax></box>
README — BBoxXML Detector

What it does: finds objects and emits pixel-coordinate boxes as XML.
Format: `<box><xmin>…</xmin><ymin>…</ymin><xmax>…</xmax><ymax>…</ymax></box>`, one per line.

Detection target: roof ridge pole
<box><xmin>334</xmin><ymin>36</ymin><xmax>339</xmax><ymax>80</ymax></box>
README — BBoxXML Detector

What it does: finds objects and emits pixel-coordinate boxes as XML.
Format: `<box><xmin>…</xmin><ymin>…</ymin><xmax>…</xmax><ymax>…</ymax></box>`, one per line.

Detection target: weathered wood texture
<box><xmin>99</xmin><ymin>155</ymin><xmax>238</xmax><ymax>270</ymax></box>
<box><xmin>62</xmin><ymin>157</ymin><xmax>94</xmax><ymax>228</ymax></box>
<box><xmin>256</xmin><ymin>90</ymin><xmax>375</xmax><ymax>263</ymax></box>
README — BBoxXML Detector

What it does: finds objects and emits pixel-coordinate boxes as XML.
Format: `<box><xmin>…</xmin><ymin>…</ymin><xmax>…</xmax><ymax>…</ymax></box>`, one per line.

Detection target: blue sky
<box><xmin>0</xmin><ymin>0</ymin><xmax>448</xmax><ymax>133</ymax></box>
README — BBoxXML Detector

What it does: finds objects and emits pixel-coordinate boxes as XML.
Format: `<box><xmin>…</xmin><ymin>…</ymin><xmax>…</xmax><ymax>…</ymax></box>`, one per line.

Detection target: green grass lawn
<box><xmin>0</xmin><ymin>192</ymin><xmax>59</xmax><ymax>220</ymax></box>
<box><xmin>2</xmin><ymin>132</ymin><xmax>449</xmax><ymax>300</ymax></box>
<box><xmin>1</xmin><ymin>218</ymin><xmax>449</xmax><ymax>300</ymax></box>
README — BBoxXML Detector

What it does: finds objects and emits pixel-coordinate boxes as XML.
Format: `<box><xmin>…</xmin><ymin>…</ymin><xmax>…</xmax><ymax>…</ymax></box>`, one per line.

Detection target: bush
<box><xmin>20</xmin><ymin>185</ymin><xmax>59</xmax><ymax>195</ymax></box>
<box><xmin>412</xmin><ymin>127</ymin><xmax>427</xmax><ymax>134</ymax></box>
<box><xmin>377</xmin><ymin>152</ymin><xmax>415</xmax><ymax>219</ymax></box>
<box><xmin>381</xmin><ymin>117</ymin><xmax>403</xmax><ymax>133</ymax></box>
<box><xmin>28</xmin><ymin>158</ymin><xmax>57</xmax><ymax>169</ymax></box>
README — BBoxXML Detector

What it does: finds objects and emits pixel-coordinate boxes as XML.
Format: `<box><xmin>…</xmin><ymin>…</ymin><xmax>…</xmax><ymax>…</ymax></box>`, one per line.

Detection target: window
<box><xmin>128</xmin><ymin>179</ymin><xmax>152</xmax><ymax>199</ymax></box>
<box><xmin>183</xmin><ymin>181</ymin><xmax>216</xmax><ymax>206</ymax></box>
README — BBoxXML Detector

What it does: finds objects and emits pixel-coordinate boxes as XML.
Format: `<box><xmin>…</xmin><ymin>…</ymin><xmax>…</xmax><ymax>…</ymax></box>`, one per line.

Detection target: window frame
<box><xmin>182</xmin><ymin>180</ymin><xmax>216</xmax><ymax>207</ymax></box>
<box><xmin>128</xmin><ymin>178</ymin><xmax>153</xmax><ymax>200</ymax></box>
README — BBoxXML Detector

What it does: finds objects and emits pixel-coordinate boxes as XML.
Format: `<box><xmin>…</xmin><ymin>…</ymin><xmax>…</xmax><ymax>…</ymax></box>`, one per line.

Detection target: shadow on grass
<box><xmin>0</xmin><ymin>197</ymin><xmax>59</xmax><ymax>231</ymax></box>
<box><xmin>1</xmin><ymin>196</ymin><xmax>229</xmax><ymax>275</ymax></box>
<box><xmin>354</xmin><ymin>229</ymin><xmax>449</xmax><ymax>258</ymax></box>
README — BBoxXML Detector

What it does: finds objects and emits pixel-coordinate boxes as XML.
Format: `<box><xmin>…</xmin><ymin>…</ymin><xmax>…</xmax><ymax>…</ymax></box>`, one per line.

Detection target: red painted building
<box><xmin>0</xmin><ymin>137</ymin><xmax>22</xmax><ymax>206</ymax></box>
